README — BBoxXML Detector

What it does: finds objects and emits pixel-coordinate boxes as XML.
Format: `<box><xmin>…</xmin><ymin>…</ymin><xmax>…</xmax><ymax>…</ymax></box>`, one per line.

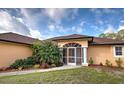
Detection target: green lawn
<box><xmin>0</xmin><ymin>67</ymin><xmax>124</xmax><ymax>84</ymax></box>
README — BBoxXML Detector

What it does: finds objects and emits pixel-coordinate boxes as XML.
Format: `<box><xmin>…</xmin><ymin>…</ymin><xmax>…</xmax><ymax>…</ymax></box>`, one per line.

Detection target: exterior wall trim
<box><xmin>82</xmin><ymin>47</ymin><xmax>88</xmax><ymax>66</ymax></box>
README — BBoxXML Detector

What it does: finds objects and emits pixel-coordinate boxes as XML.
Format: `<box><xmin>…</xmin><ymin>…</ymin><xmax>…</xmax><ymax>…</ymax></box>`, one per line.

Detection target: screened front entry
<box><xmin>63</xmin><ymin>43</ymin><xmax>86</xmax><ymax>66</ymax></box>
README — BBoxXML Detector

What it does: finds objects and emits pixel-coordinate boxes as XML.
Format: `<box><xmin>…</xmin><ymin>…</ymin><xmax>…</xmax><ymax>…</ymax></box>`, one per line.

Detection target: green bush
<box><xmin>10</xmin><ymin>56</ymin><xmax>35</xmax><ymax>69</ymax></box>
<box><xmin>23</xmin><ymin>57</ymin><xmax>35</xmax><ymax>66</ymax></box>
<box><xmin>89</xmin><ymin>57</ymin><xmax>94</xmax><ymax>65</ymax></box>
<box><xmin>105</xmin><ymin>59</ymin><xmax>112</xmax><ymax>67</ymax></box>
<box><xmin>23</xmin><ymin>65</ymin><xmax>34</xmax><ymax>69</ymax></box>
<box><xmin>32</xmin><ymin>41</ymin><xmax>62</xmax><ymax>66</ymax></box>
<box><xmin>55</xmin><ymin>62</ymin><xmax>63</xmax><ymax>67</ymax></box>
<box><xmin>10</xmin><ymin>59</ymin><xmax>25</xmax><ymax>69</ymax></box>
<box><xmin>115</xmin><ymin>58</ymin><xmax>122</xmax><ymax>67</ymax></box>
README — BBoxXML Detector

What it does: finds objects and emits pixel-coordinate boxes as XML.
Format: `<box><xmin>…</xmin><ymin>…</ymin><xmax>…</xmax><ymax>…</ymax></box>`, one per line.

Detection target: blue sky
<box><xmin>0</xmin><ymin>8</ymin><xmax>124</xmax><ymax>39</ymax></box>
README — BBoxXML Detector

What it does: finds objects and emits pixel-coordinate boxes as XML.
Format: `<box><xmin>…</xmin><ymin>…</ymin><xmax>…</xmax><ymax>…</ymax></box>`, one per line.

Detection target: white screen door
<box><xmin>68</xmin><ymin>48</ymin><xmax>76</xmax><ymax>65</ymax></box>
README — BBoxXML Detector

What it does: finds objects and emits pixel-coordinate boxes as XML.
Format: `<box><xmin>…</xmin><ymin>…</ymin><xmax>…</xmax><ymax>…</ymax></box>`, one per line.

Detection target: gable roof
<box><xmin>0</xmin><ymin>32</ymin><xmax>38</xmax><ymax>45</ymax></box>
<box><xmin>49</xmin><ymin>34</ymin><xmax>93</xmax><ymax>41</ymax></box>
<box><xmin>48</xmin><ymin>34</ymin><xmax>124</xmax><ymax>45</ymax></box>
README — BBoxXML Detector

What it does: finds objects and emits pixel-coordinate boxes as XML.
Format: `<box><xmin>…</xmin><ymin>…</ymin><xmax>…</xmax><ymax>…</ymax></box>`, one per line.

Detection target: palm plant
<box><xmin>32</xmin><ymin>40</ymin><xmax>62</xmax><ymax>66</ymax></box>
<box><xmin>32</xmin><ymin>41</ymin><xmax>42</xmax><ymax>64</ymax></box>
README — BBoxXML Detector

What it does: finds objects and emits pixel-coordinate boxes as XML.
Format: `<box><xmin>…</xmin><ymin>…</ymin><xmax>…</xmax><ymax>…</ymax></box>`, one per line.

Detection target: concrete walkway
<box><xmin>0</xmin><ymin>65</ymin><xmax>81</xmax><ymax>77</ymax></box>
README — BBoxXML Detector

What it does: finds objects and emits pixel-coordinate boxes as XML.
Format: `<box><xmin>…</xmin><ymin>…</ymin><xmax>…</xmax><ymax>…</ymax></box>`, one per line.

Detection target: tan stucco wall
<box><xmin>0</xmin><ymin>41</ymin><xmax>32</xmax><ymax>68</ymax></box>
<box><xmin>88</xmin><ymin>45</ymin><xmax>124</xmax><ymax>67</ymax></box>
<box><xmin>57</xmin><ymin>40</ymin><xmax>88</xmax><ymax>47</ymax></box>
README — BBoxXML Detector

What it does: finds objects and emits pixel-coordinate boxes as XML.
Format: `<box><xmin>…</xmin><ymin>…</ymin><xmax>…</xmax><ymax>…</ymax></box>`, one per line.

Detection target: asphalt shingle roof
<box><xmin>48</xmin><ymin>34</ymin><xmax>124</xmax><ymax>45</ymax></box>
<box><xmin>0</xmin><ymin>32</ymin><xmax>38</xmax><ymax>45</ymax></box>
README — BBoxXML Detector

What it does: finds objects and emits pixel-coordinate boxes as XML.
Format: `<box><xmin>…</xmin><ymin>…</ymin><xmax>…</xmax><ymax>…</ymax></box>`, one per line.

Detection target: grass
<box><xmin>0</xmin><ymin>67</ymin><xmax>124</xmax><ymax>84</ymax></box>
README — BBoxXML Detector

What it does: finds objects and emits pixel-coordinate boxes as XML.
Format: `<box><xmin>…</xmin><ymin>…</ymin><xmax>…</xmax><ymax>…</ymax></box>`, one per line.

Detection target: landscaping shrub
<box><xmin>10</xmin><ymin>56</ymin><xmax>35</xmax><ymax>69</ymax></box>
<box><xmin>0</xmin><ymin>67</ymin><xmax>11</xmax><ymax>71</ymax></box>
<box><xmin>41</xmin><ymin>63</ymin><xmax>51</xmax><ymax>69</ymax></box>
<box><xmin>18</xmin><ymin>67</ymin><xmax>23</xmax><ymax>70</ymax></box>
<box><xmin>89</xmin><ymin>57</ymin><xmax>94</xmax><ymax>65</ymax></box>
<box><xmin>105</xmin><ymin>59</ymin><xmax>112</xmax><ymax>67</ymax></box>
<box><xmin>34</xmin><ymin>64</ymin><xmax>41</xmax><ymax>69</ymax></box>
<box><xmin>23</xmin><ymin>57</ymin><xmax>35</xmax><ymax>66</ymax></box>
<box><xmin>23</xmin><ymin>65</ymin><xmax>34</xmax><ymax>69</ymax></box>
<box><xmin>32</xmin><ymin>41</ymin><xmax>63</xmax><ymax>66</ymax></box>
<box><xmin>32</xmin><ymin>41</ymin><xmax>42</xmax><ymax>64</ymax></box>
<box><xmin>99</xmin><ymin>62</ymin><xmax>103</xmax><ymax>66</ymax></box>
<box><xmin>55</xmin><ymin>62</ymin><xmax>63</xmax><ymax>67</ymax></box>
<box><xmin>51</xmin><ymin>64</ymin><xmax>56</xmax><ymax>67</ymax></box>
<box><xmin>115</xmin><ymin>58</ymin><xmax>122</xmax><ymax>67</ymax></box>
<box><xmin>10</xmin><ymin>59</ymin><xmax>25</xmax><ymax>69</ymax></box>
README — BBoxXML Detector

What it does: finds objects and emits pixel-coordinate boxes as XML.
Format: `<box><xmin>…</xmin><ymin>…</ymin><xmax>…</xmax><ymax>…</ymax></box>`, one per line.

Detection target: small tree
<box><xmin>32</xmin><ymin>40</ymin><xmax>62</xmax><ymax>66</ymax></box>
<box><xmin>115</xmin><ymin>58</ymin><xmax>122</xmax><ymax>67</ymax></box>
<box><xmin>89</xmin><ymin>57</ymin><xmax>94</xmax><ymax>65</ymax></box>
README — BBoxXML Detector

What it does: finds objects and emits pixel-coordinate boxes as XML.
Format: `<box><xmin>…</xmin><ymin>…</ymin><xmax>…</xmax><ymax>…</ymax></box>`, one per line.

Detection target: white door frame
<box><xmin>82</xmin><ymin>47</ymin><xmax>88</xmax><ymax>66</ymax></box>
<box><xmin>67</xmin><ymin>47</ymin><xmax>76</xmax><ymax>65</ymax></box>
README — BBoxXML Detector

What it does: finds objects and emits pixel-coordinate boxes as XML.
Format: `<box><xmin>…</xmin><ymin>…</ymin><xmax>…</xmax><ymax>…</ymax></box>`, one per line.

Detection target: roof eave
<box><xmin>52</xmin><ymin>37</ymin><xmax>93</xmax><ymax>41</ymax></box>
<box><xmin>89</xmin><ymin>43</ymin><xmax>124</xmax><ymax>46</ymax></box>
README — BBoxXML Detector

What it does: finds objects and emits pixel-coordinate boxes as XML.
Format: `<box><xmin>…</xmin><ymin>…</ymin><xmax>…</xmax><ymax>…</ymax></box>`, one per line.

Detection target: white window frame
<box><xmin>113</xmin><ymin>46</ymin><xmax>124</xmax><ymax>57</ymax></box>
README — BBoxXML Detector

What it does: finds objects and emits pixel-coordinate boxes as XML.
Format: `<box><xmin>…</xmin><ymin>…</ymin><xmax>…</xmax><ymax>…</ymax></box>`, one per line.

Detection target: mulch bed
<box><xmin>89</xmin><ymin>65</ymin><xmax>124</xmax><ymax>71</ymax></box>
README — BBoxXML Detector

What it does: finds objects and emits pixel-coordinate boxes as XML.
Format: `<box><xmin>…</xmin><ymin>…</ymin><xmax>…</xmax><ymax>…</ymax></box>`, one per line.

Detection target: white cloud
<box><xmin>48</xmin><ymin>23</ymin><xmax>69</xmax><ymax>33</ymax></box>
<box><xmin>48</xmin><ymin>20</ymin><xmax>84</xmax><ymax>34</ymax></box>
<box><xmin>0</xmin><ymin>10</ymin><xmax>30</xmax><ymax>35</ymax></box>
<box><xmin>43</xmin><ymin>8</ymin><xmax>67</xmax><ymax>24</ymax></box>
<box><xmin>103</xmin><ymin>25</ymin><xmax>116</xmax><ymax>33</ymax></box>
<box><xmin>71</xmin><ymin>26</ymin><xmax>76</xmax><ymax>31</ymax></box>
<box><xmin>76</xmin><ymin>27</ymin><xmax>83</xmax><ymax>33</ymax></box>
<box><xmin>103</xmin><ymin>24</ymin><xmax>124</xmax><ymax>34</ymax></box>
<box><xmin>16</xmin><ymin>18</ymin><xmax>24</xmax><ymax>23</ymax></box>
<box><xmin>0</xmin><ymin>10</ymin><xmax>43</xmax><ymax>40</ymax></box>
<box><xmin>43</xmin><ymin>8</ymin><xmax>79</xmax><ymax>24</ymax></box>
<box><xmin>117</xmin><ymin>25</ymin><xmax>124</xmax><ymax>31</ymax></box>
<box><xmin>29</xmin><ymin>29</ymin><xmax>42</xmax><ymax>40</ymax></box>
<box><xmin>20</xmin><ymin>9</ymin><xmax>38</xmax><ymax>29</ymax></box>
<box><xmin>71</xmin><ymin>21</ymin><xmax>84</xmax><ymax>33</ymax></box>
<box><xmin>20</xmin><ymin>9</ymin><xmax>43</xmax><ymax>39</ymax></box>
<box><xmin>120</xmin><ymin>20</ymin><xmax>124</xmax><ymax>23</ymax></box>
<box><xmin>48</xmin><ymin>24</ymin><xmax>55</xmax><ymax>31</ymax></box>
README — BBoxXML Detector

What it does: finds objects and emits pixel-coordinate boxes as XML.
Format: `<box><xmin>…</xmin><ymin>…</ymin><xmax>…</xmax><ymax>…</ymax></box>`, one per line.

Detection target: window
<box><xmin>115</xmin><ymin>46</ymin><xmax>123</xmax><ymax>56</ymax></box>
<box><xmin>63</xmin><ymin>43</ymin><xmax>81</xmax><ymax>47</ymax></box>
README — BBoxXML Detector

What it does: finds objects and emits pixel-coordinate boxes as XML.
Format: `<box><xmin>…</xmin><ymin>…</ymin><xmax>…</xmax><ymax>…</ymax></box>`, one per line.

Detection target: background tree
<box><xmin>99</xmin><ymin>29</ymin><xmax>124</xmax><ymax>40</ymax></box>
<box><xmin>116</xmin><ymin>29</ymin><xmax>124</xmax><ymax>40</ymax></box>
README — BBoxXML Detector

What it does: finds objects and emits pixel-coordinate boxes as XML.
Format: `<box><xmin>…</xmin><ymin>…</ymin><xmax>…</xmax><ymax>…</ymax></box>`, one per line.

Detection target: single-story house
<box><xmin>0</xmin><ymin>32</ymin><xmax>124</xmax><ymax>68</ymax></box>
